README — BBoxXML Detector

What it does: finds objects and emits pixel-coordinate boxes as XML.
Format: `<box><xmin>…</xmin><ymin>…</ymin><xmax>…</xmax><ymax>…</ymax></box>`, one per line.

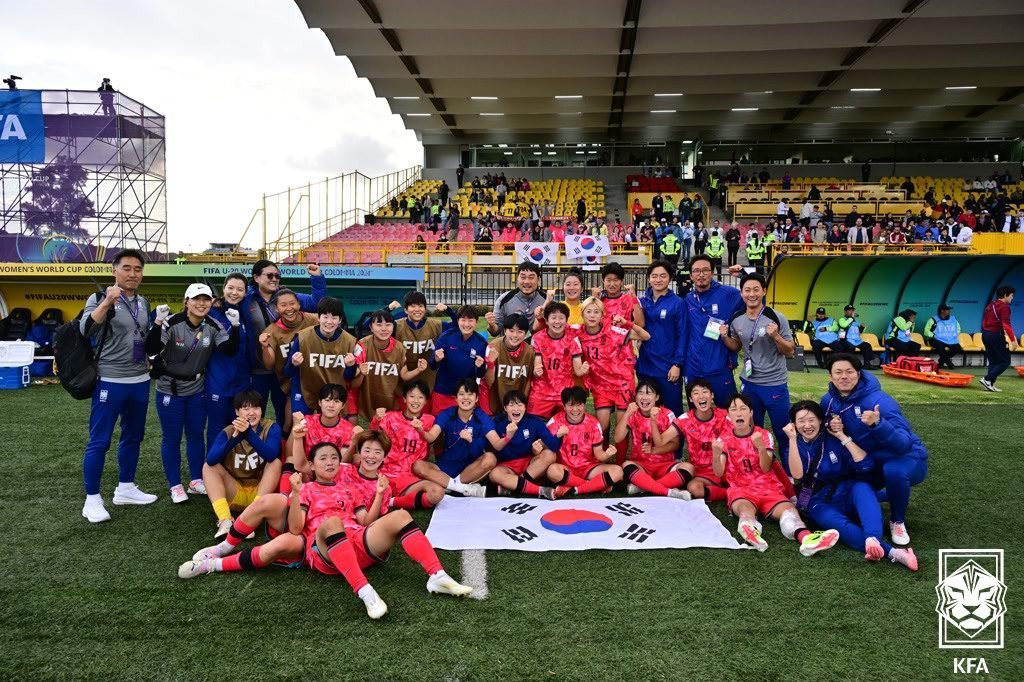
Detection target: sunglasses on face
<box><xmin>263</xmin><ymin>272</ymin><xmax>281</xmax><ymax>280</ymax></box>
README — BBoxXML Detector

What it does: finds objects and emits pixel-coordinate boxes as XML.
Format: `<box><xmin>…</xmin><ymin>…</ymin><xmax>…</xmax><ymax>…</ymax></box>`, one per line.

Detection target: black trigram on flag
<box><xmin>606</xmin><ymin>502</ymin><xmax>645</xmax><ymax>517</ymax></box>
<box><xmin>501</xmin><ymin>526</ymin><xmax>538</xmax><ymax>543</ymax></box>
<box><xmin>501</xmin><ymin>502</ymin><xmax>537</xmax><ymax>515</ymax></box>
<box><xmin>618</xmin><ymin>523</ymin><xmax>656</xmax><ymax>543</ymax></box>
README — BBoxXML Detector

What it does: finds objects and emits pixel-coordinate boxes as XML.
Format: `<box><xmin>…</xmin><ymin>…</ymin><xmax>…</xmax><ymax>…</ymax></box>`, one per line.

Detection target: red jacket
<box><xmin>981</xmin><ymin>299</ymin><xmax>1015</xmax><ymax>339</ymax></box>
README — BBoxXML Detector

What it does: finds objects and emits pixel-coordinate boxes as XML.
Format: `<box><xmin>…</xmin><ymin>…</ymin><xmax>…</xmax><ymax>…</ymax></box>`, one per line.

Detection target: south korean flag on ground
<box><xmin>514</xmin><ymin>241</ymin><xmax>557</xmax><ymax>266</ymax></box>
<box><xmin>425</xmin><ymin>497</ymin><xmax>746</xmax><ymax>552</ymax></box>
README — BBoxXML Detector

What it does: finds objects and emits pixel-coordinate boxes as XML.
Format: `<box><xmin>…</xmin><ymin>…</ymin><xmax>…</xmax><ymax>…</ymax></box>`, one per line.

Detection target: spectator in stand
<box><xmin>959</xmin><ymin>208</ymin><xmax>977</xmax><ymax>229</ymax></box>
<box><xmin>692</xmin><ymin>193</ymin><xmax>705</xmax><ymax>222</ymax></box>
<box><xmin>888</xmin><ymin>226</ymin><xmax>907</xmax><ymax>245</ymax></box>
<box><xmin>975</xmin><ymin>210</ymin><xmax>995</xmax><ymax>233</ymax></box>
<box><xmin>884</xmin><ymin>309</ymin><xmax>919</xmax><ymax>364</ymax></box>
<box><xmin>979</xmin><ymin>285</ymin><xmax>1018</xmax><ymax>392</ymax></box>
<box><xmin>438</xmin><ymin>179</ymin><xmax>450</xmax><ymax>206</ymax></box>
<box><xmin>834</xmin><ymin>305</ymin><xmax>876</xmax><ymax>368</ymax></box>
<box><xmin>799</xmin><ymin>199</ymin><xmax>814</xmax><ymax>228</ymax></box>
<box><xmin>679</xmin><ymin>192</ymin><xmax>693</xmax><ymax>224</ymax></box>
<box><xmin>496</xmin><ymin>180</ymin><xmax>507</xmax><ymax>211</ymax></box>
<box><xmin>758</xmin><ymin>168</ymin><xmax>770</xmax><ymax>184</ymax></box>
<box><xmin>807</xmin><ymin>184</ymin><xmax>822</xmax><ymax>201</ymax></box>
<box><xmin>680</xmin><ymin>222</ymin><xmax>694</xmax><ymax>262</ymax></box>
<box><xmin>631</xmin><ymin>198</ymin><xmax>643</xmax><ymax>226</ymax></box>
<box><xmin>694</xmin><ymin>221</ymin><xmax>709</xmax><ymax>255</ymax></box>
<box><xmin>937</xmin><ymin>226</ymin><xmax>953</xmax><ymax>245</ymax></box>
<box><xmin>899</xmin><ymin>177</ymin><xmax>915</xmax><ymax>198</ymax></box>
<box><xmin>808</xmin><ymin>205</ymin><xmax>824</xmax><ymax>239</ymax></box>
<box><xmin>861</xmin><ymin>160</ymin><xmax>871</xmax><ymax>182</ymax></box>
<box><xmin>725</xmin><ymin>222</ymin><xmax>741</xmax><ymax>267</ymax></box>
<box><xmin>826</xmin><ymin>224</ymin><xmax>845</xmax><ymax>246</ymax></box>
<box><xmin>781</xmin><ymin>172</ymin><xmax>792</xmax><ymax>190</ymax></box>
<box><xmin>651</xmin><ymin>192</ymin><xmax>664</xmax><ymax>223</ymax></box>
<box><xmin>776</xmin><ymin>199</ymin><xmax>789</xmax><ymax>219</ymax></box>
<box><xmin>576</xmin><ymin>197</ymin><xmax>587</xmax><ymax>224</ymax></box>
<box><xmin>848</xmin><ymin>220</ymin><xmax>871</xmax><ymax>247</ymax></box>
<box><xmin>923</xmin><ymin>305</ymin><xmax>962</xmax><ymax>369</ymax></box>
<box><xmin>844</xmin><ymin>205</ymin><xmax>860</xmax><ymax>228</ymax></box>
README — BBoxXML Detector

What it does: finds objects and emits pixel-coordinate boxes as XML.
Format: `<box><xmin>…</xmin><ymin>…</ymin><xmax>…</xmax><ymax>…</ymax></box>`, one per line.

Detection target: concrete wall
<box><xmin>702</xmin><ymin>162</ymin><xmax>1020</xmax><ymax>182</ymax></box>
<box><xmin>423</xmin><ymin>166</ymin><xmax>655</xmax><ymax>183</ymax></box>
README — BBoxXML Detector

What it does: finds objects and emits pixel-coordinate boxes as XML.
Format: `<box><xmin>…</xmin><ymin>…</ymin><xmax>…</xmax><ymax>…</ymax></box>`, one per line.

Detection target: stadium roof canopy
<box><xmin>295</xmin><ymin>0</ymin><xmax>1024</xmax><ymax>144</ymax></box>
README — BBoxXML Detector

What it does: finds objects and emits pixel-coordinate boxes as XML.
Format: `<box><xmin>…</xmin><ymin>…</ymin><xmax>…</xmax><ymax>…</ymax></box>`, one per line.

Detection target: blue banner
<box><xmin>0</xmin><ymin>90</ymin><xmax>45</xmax><ymax>163</ymax></box>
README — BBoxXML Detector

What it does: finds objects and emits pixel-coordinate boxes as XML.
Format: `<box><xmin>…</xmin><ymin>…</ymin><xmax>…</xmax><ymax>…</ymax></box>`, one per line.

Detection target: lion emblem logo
<box><xmin>935</xmin><ymin>559</ymin><xmax>1007</xmax><ymax>638</ymax></box>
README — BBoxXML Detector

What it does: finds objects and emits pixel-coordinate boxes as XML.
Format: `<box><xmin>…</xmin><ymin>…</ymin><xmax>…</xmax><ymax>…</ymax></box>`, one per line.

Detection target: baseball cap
<box><xmin>844</xmin><ymin>304</ymin><xmax>855</xmax><ymax>311</ymax></box>
<box><xmin>184</xmin><ymin>283</ymin><xmax>213</xmax><ymax>299</ymax></box>
<box><xmin>815</xmin><ymin>307</ymin><xmax>826</xmax><ymax>314</ymax></box>
<box><xmin>938</xmin><ymin>304</ymin><xmax>952</xmax><ymax>312</ymax></box>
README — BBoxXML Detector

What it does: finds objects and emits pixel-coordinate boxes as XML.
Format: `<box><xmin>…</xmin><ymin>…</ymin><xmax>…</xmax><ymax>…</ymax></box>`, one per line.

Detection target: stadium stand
<box><xmin>375</xmin><ymin>179</ymin><xmax>442</xmax><ymax>218</ymax></box>
<box><xmin>453</xmin><ymin>178</ymin><xmax>605</xmax><ymax>219</ymax></box>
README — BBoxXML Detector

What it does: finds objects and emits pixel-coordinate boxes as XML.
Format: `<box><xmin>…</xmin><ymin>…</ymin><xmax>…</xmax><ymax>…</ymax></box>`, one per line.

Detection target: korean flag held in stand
<box><xmin>565</xmin><ymin>234</ymin><xmax>611</xmax><ymax>258</ymax></box>
<box><xmin>425</xmin><ymin>496</ymin><xmax>747</xmax><ymax>552</ymax></box>
<box><xmin>515</xmin><ymin>241</ymin><xmax>557</xmax><ymax>266</ymax></box>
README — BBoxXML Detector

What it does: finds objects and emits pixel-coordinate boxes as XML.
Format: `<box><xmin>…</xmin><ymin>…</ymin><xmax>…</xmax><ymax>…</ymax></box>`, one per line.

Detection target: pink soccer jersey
<box><xmin>547</xmin><ymin>412</ymin><xmax>604</xmax><ymax>471</ymax></box>
<box><xmin>671</xmin><ymin>408</ymin><xmax>730</xmax><ymax>473</ymax></box>
<box><xmin>304</xmin><ymin>416</ymin><xmax>355</xmax><ymax>456</ymax></box>
<box><xmin>370</xmin><ymin>411</ymin><xmax>436</xmax><ymax>478</ymax></box>
<box><xmin>626</xmin><ymin>406</ymin><xmax>677</xmax><ymax>466</ymax></box>
<box><xmin>718</xmin><ymin>426</ymin><xmax>782</xmax><ymax>495</ymax></box>
<box><xmin>530</xmin><ymin>329</ymin><xmax>582</xmax><ymax>403</ymax></box>
<box><xmin>298</xmin><ymin>480</ymin><xmax>358</xmax><ymax>537</ymax></box>
<box><xmin>334</xmin><ymin>463</ymin><xmax>392</xmax><ymax>530</ymax></box>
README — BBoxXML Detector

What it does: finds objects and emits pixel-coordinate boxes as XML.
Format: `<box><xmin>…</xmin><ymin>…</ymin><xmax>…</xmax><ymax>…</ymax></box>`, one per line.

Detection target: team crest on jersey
<box><xmin>712</xmin><ymin>303</ymin><xmax>719</xmax><ymax>314</ymax></box>
<box><xmin>854</xmin><ymin>406</ymin><xmax>862</xmax><ymax>417</ymax></box>
<box><xmin>523</xmin><ymin>429</ymin><xmax>530</xmax><ymax>438</ymax></box>
<box><xmin>660</xmin><ymin>310</ymin><xmax>666</xmax><ymax>319</ymax></box>
<box><xmin>828</xmin><ymin>450</ymin><xmax>838</xmax><ymax>464</ymax></box>
<box><xmin>211</xmin><ymin>394</ymin><xmax>220</xmax><ymax>402</ymax></box>
<box><xmin>202</xmin><ymin>336</ymin><xmax>211</xmax><ymax>347</ymax></box>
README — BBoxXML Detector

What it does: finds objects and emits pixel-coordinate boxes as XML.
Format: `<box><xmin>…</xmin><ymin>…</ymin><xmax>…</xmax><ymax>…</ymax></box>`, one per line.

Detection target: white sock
<box><xmin>115</xmin><ymin>482</ymin><xmax>133</xmax><ymax>492</ymax></box>
<box><xmin>213</xmin><ymin>559</ymin><xmax>224</xmax><ymax>573</ymax></box>
<box><xmin>357</xmin><ymin>584</ymin><xmax>375</xmax><ymax>600</ymax></box>
<box><xmin>890</xmin><ymin>548</ymin><xmax>909</xmax><ymax>566</ymax></box>
<box><xmin>215</xmin><ymin>540</ymin><xmax>233</xmax><ymax>554</ymax></box>
<box><xmin>445</xmin><ymin>477</ymin><xmax>466</xmax><ymax>493</ymax></box>
<box><xmin>86</xmin><ymin>494</ymin><xmax>103</xmax><ymax>505</ymax></box>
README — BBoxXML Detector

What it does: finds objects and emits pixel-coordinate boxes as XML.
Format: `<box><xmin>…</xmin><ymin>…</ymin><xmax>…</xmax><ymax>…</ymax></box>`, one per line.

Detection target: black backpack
<box><xmin>53</xmin><ymin>293</ymin><xmax>110</xmax><ymax>400</ymax></box>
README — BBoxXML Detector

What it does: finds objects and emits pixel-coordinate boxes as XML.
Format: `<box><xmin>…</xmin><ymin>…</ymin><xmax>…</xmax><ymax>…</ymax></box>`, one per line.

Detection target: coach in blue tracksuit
<box><xmin>79</xmin><ymin>249</ymin><xmax>158</xmax><ymax>523</ymax></box>
<box><xmin>637</xmin><ymin>259</ymin><xmax>688</xmax><ymax>416</ymax></box>
<box><xmin>683</xmin><ymin>254</ymin><xmax>743</xmax><ymax>407</ymax></box>
<box><xmin>242</xmin><ymin>260</ymin><xmax>326</xmax><ymax>426</ymax></box>
<box><xmin>205</xmin><ymin>273</ymin><xmax>253</xmax><ymax>445</ymax></box>
<box><xmin>821</xmin><ymin>353</ymin><xmax>927</xmax><ymax>548</ymax></box>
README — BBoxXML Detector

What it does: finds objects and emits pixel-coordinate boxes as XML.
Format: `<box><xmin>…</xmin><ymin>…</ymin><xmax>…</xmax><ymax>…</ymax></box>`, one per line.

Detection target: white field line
<box><xmin>460</xmin><ymin>549</ymin><xmax>489</xmax><ymax>600</ymax></box>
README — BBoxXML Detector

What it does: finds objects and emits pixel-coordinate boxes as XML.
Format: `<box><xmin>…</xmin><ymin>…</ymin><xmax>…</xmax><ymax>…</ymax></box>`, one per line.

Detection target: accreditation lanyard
<box><xmin>796</xmin><ymin>437</ymin><xmax>827</xmax><ymax>511</ymax></box>
<box><xmin>121</xmin><ymin>294</ymin><xmax>146</xmax><ymax>363</ymax></box>
<box><xmin>824</xmin><ymin>397</ymin><xmax>857</xmax><ymax>423</ymax></box>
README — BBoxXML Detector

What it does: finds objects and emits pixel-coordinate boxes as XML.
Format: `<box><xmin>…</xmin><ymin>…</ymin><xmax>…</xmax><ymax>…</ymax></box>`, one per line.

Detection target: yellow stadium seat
<box><xmin>861</xmin><ymin>333</ymin><xmax>884</xmax><ymax>352</ymax></box>
<box><xmin>795</xmin><ymin>332</ymin><xmax>813</xmax><ymax>349</ymax></box>
<box><xmin>958</xmin><ymin>333</ymin><xmax>978</xmax><ymax>351</ymax></box>
<box><xmin>972</xmin><ymin>333</ymin><xmax>984</xmax><ymax>349</ymax></box>
<box><xmin>911</xmin><ymin>333</ymin><xmax>930</xmax><ymax>352</ymax></box>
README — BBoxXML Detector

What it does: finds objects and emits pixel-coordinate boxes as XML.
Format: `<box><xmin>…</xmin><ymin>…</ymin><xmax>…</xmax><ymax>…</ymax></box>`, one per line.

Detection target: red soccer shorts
<box><xmin>305</xmin><ymin>526</ymin><xmax>385</xmax><ymax>575</ymax></box>
<box><xmin>477</xmin><ymin>385</ymin><xmax>495</xmax><ymax>415</ymax></box>
<box><xmin>691</xmin><ymin>464</ymin><xmax>722</xmax><ymax>486</ymax></box>
<box><xmin>496</xmin><ymin>456</ymin><xmax>532</xmax><ymax>475</ymax></box>
<box><xmin>430</xmin><ymin>392</ymin><xmax>458</xmax><ymax>416</ymax></box>
<box><xmin>527</xmin><ymin>393</ymin><xmax>562</xmax><ymax>419</ymax></box>
<box><xmin>726</xmin><ymin>487</ymin><xmax>790</xmax><ymax>517</ymax></box>
<box><xmin>386</xmin><ymin>472</ymin><xmax>423</xmax><ymax>495</ymax></box>
<box><xmin>630</xmin><ymin>459</ymin><xmax>680</xmax><ymax>479</ymax></box>
<box><xmin>564</xmin><ymin>462</ymin><xmax>603</xmax><ymax>481</ymax></box>
<box><xmin>592</xmin><ymin>385</ymin><xmax>634</xmax><ymax>411</ymax></box>
<box><xmin>346</xmin><ymin>390</ymin><xmax>358</xmax><ymax>417</ymax></box>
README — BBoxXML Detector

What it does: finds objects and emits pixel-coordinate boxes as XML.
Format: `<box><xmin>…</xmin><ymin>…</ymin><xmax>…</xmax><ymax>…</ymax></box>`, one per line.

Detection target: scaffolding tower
<box><xmin>0</xmin><ymin>89</ymin><xmax>166</xmax><ymax>262</ymax></box>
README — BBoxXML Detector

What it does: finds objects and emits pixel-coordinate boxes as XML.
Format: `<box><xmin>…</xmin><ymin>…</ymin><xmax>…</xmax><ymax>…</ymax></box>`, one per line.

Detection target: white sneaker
<box><xmin>461</xmin><ymin>483</ymin><xmax>487</xmax><ymax>498</ymax></box>
<box><xmin>738</xmin><ymin>520</ymin><xmax>768</xmax><ymax>552</ymax></box>
<box><xmin>170</xmin><ymin>485</ymin><xmax>189</xmax><ymax>504</ymax></box>
<box><xmin>626</xmin><ymin>483</ymin><xmax>642</xmax><ymax>496</ymax></box>
<box><xmin>667</xmin><ymin>489</ymin><xmax>692</xmax><ymax>501</ymax></box>
<box><xmin>890</xmin><ymin>521</ymin><xmax>911</xmax><ymax>546</ymax></box>
<box><xmin>112</xmin><ymin>483</ymin><xmax>158</xmax><ymax>506</ymax></box>
<box><xmin>82</xmin><ymin>497</ymin><xmax>111</xmax><ymax>523</ymax></box>
<box><xmin>193</xmin><ymin>542</ymin><xmax>231</xmax><ymax>561</ymax></box>
<box><xmin>187</xmin><ymin>479</ymin><xmax>207</xmax><ymax>495</ymax></box>
<box><xmin>359</xmin><ymin>586</ymin><xmax>388</xmax><ymax>620</ymax></box>
<box><xmin>979</xmin><ymin>378</ymin><xmax>999</xmax><ymax>392</ymax></box>
<box><xmin>177</xmin><ymin>559</ymin><xmax>215</xmax><ymax>579</ymax></box>
<box><xmin>214</xmin><ymin>518</ymin><xmax>233</xmax><ymax>539</ymax></box>
<box><xmin>538</xmin><ymin>486</ymin><xmax>556</xmax><ymax>501</ymax></box>
<box><xmin>426</xmin><ymin>570</ymin><xmax>474</xmax><ymax>597</ymax></box>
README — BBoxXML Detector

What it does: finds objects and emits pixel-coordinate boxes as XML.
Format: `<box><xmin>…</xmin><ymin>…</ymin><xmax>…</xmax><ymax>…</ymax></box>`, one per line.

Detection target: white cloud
<box><xmin>5</xmin><ymin>0</ymin><xmax>422</xmax><ymax>250</ymax></box>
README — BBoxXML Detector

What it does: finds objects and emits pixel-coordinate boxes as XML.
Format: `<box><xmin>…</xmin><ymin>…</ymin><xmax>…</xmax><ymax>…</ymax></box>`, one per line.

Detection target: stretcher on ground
<box><xmin>882</xmin><ymin>356</ymin><xmax>973</xmax><ymax>387</ymax></box>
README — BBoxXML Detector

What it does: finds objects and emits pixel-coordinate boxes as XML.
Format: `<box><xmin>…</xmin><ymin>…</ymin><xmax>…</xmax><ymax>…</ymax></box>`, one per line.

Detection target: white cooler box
<box><xmin>0</xmin><ymin>341</ymin><xmax>35</xmax><ymax>389</ymax></box>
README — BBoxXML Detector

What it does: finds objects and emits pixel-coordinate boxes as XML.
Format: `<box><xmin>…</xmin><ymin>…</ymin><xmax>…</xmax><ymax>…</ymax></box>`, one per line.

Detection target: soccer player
<box><xmin>683</xmin><ymin>254</ymin><xmax>744</xmax><ymax>407</ymax></box>
<box><xmin>576</xmin><ymin>297</ymin><xmax>650</xmax><ymax>436</ymax></box>
<box><xmin>821</xmin><ymin>353</ymin><xmax>928</xmax><ymax>547</ymax></box>
<box><xmin>147</xmin><ymin>283</ymin><xmax>240</xmax><ymax>502</ymax></box>
<box><xmin>413</xmin><ymin>379</ymin><xmax>497</xmax><ymax>497</ymax></box>
<box><xmin>429</xmin><ymin>306</ymin><xmax>489</xmax><ymax>414</ymax></box>
<box><xmin>352</xmin><ymin>309</ymin><xmax>428</xmax><ymax>420</ymax></box>
<box><xmin>636</xmin><ymin>260</ymin><xmax>687</xmax><ymax>416</ymax></box>
<box><xmin>784</xmin><ymin>401</ymin><xmax>917</xmax><ymax>571</ymax></box>
<box><xmin>282</xmin><ymin>384</ymin><xmax>358</xmax><ymax>485</ymax></box>
<box><xmin>488</xmin><ymin>390</ymin><xmax>559</xmax><ymax>499</ymax></box>
<box><xmin>285</xmin><ymin>430</ymin><xmax>472</xmax><ymax>619</ymax></box>
<box><xmin>203</xmin><ymin>390</ymin><xmax>283</xmax><ymax>537</ymax></box>
<box><xmin>529</xmin><ymin>302</ymin><xmax>585</xmax><ymax>419</ymax></box>
<box><xmin>369</xmin><ymin>380</ymin><xmax>445</xmax><ymax>509</ymax></box>
<box><xmin>480</xmin><ymin>313</ymin><xmax>534</xmax><ymax>415</ymax></box>
<box><xmin>286</xmin><ymin>296</ymin><xmax>359</xmax><ymax>421</ymax></box>
<box><xmin>597</xmin><ymin>261</ymin><xmax>644</xmax><ymax>326</ymax></box>
<box><xmin>712</xmin><ymin>394</ymin><xmax>838</xmax><ymax>555</ymax></box>
<box><xmin>388</xmin><ymin>292</ymin><xmax>458</xmax><ymax>391</ymax></box>
<box><xmin>80</xmin><ymin>249</ymin><xmax>158</xmax><ymax>523</ymax></box>
<box><xmin>206</xmin><ymin>272</ymin><xmax>254</xmax><ymax>446</ymax></box>
<box><xmin>651</xmin><ymin>379</ymin><xmax>729</xmax><ymax>503</ymax></box>
<box><xmin>613</xmin><ymin>380</ymin><xmax>690</xmax><ymax>499</ymax></box>
<box><xmin>545</xmin><ymin>387</ymin><xmax>624</xmax><ymax>497</ymax></box>
<box><xmin>257</xmin><ymin>289</ymin><xmax>318</xmax><ymax>432</ymax></box>
<box><xmin>719</xmin><ymin>273</ymin><xmax>795</xmax><ymax>459</ymax></box>
<box><xmin>243</xmin><ymin>260</ymin><xmax>327</xmax><ymax>429</ymax></box>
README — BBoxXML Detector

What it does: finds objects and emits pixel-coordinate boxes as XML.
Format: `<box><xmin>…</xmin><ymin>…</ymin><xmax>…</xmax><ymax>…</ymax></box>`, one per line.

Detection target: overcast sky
<box><xmin>7</xmin><ymin>0</ymin><xmax>423</xmax><ymax>251</ymax></box>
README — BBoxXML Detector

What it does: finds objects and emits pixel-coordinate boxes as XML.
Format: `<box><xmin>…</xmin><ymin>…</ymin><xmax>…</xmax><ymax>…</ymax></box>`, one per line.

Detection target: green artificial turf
<box><xmin>1</xmin><ymin>378</ymin><xmax>1022</xmax><ymax>680</ymax></box>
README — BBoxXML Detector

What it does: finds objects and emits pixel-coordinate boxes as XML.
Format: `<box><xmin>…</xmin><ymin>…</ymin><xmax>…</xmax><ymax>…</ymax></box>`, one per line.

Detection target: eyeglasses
<box><xmin>263</xmin><ymin>272</ymin><xmax>281</xmax><ymax>280</ymax></box>
<box><xmin>691</xmin><ymin>268</ymin><xmax>713</xmax><ymax>274</ymax></box>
